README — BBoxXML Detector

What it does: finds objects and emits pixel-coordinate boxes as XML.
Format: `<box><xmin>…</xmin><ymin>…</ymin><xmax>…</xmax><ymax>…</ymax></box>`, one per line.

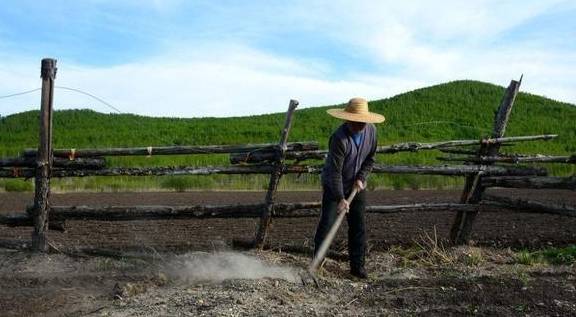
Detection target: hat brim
<box><xmin>326</xmin><ymin>109</ymin><xmax>385</xmax><ymax>123</ymax></box>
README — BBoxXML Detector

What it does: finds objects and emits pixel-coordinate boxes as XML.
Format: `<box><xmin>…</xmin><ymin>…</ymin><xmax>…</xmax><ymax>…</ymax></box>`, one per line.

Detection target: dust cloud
<box><xmin>165</xmin><ymin>252</ymin><xmax>300</xmax><ymax>283</ymax></box>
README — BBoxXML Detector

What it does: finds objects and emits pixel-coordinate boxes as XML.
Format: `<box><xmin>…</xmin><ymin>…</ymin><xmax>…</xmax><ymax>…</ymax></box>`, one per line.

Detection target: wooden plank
<box><xmin>0</xmin><ymin>163</ymin><xmax>547</xmax><ymax>178</ymax></box>
<box><xmin>450</xmin><ymin>77</ymin><xmax>522</xmax><ymax>245</ymax></box>
<box><xmin>0</xmin><ymin>239</ymin><xmax>30</xmax><ymax>250</ymax></box>
<box><xmin>4</xmin><ymin>165</ymin><xmax>278</xmax><ymax>177</ymax></box>
<box><xmin>230</xmin><ymin>150</ymin><xmax>327</xmax><ymax>164</ymax></box>
<box><xmin>483</xmin><ymin>194</ymin><xmax>576</xmax><ymax>217</ymax></box>
<box><xmin>438</xmin><ymin>154</ymin><xmax>576</xmax><ymax>164</ymax></box>
<box><xmin>437</xmin><ymin>148</ymin><xmax>479</xmax><ymax>156</ymax></box>
<box><xmin>482</xmin><ymin>176</ymin><xmax>576</xmax><ymax>190</ymax></box>
<box><xmin>0</xmin><ymin>213</ymin><xmax>65</xmax><ymax>231</ymax></box>
<box><xmin>22</xmin><ymin>202</ymin><xmax>320</xmax><ymax>220</ymax></box>
<box><xmin>23</xmin><ymin>142</ymin><xmax>318</xmax><ymax>158</ymax></box>
<box><xmin>367</xmin><ymin>203</ymin><xmax>478</xmax><ymax>214</ymax></box>
<box><xmin>254</xmin><ymin>99</ymin><xmax>299</xmax><ymax>249</ymax></box>
<box><xmin>0</xmin><ymin>213</ymin><xmax>33</xmax><ymax>226</ymax></box>
<box><xmin>230</xmin><ymin>134</ymin><xmax>557</xmax><ymax>164</ymax></box>
<box><xmin>0</xmin><ymin>157</ymin><xmax>106</xmax><ymax>169</ymax></box>
<box><xmin>31</xmin><ymin>58</ymin><xmax>57</xmax><ymax>252</ymax></box>
<box><xmin>376</xmin><ymin>134</ymin><xmax>554</xmax><ymax>154</ymax></box>
<box><xmin>0</xmin><ymin>202</ymin><xmax>486</xmax><ymax>226</ymax></box>
<box><xmin>368</xmin><ymin>164</ymin><xmax>545</xmax><ymax>176</ymax></box>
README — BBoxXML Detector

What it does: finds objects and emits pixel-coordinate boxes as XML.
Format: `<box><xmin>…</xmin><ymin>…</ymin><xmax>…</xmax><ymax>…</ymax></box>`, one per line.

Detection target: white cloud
<box><xmin>291</xmin><ymin>0</ymin><xmax>576</xmax><ymax>103</ymax></box>
<box><xmin>0</xmin><ymin>45</ymin><xmax>418</xmax><ymax>118</ymax></box>
<box><xmin>0</xmin><ymin>40</ymin><xmax>573</xmax><ymax>119</ymax></box>
<box><xmin>0</xmin><ymin>1</ymin><xmax>574</xmax><ymax>119</ymax></box>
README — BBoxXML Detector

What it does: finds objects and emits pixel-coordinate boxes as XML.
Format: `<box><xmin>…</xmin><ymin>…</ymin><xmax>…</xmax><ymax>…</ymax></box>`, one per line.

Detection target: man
<box><xmin>314</xmin><ymin>97</ymin><xmax>385</xmax><ymax>278</ymax></box>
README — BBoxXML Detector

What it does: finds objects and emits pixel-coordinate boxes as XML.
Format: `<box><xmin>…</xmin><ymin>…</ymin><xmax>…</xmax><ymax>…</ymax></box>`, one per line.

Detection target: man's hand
<box><xmin>355</xmin><ymin>179</ymin><xmax>366</xmax><ymax>191</ymax></box>
<box><xmin>337</xmin><ymin>199</ymin><xmax>350</xmax><ymax>214</ymax></box>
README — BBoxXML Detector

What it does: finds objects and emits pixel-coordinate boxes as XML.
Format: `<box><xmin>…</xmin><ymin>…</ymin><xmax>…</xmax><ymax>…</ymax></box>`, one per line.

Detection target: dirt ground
<box><xmin>0</xmin><ymin>189</ymin><xmax>575</xmax><ymax>316</ymax></box>
<box><xmin>1</xmin><ymin>245</ymin><xmax>575</xmax><ymax>316</ymax></box>
<box><xmin>1</xmin><ymin>189</ymin><xmax>575</xmax><ymax>251</ymax></box>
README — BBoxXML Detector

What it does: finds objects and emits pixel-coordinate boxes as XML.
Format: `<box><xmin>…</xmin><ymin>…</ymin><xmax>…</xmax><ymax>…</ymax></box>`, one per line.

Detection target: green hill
<box><xmin>1</xmin><ymin>80</ymin><xmax>575</xmax><ymax>192</ymax></box>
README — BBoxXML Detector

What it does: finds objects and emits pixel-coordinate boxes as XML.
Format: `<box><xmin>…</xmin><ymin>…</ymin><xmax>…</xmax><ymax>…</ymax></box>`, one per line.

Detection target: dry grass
<box><xmin>388</xmin><ymin>227</ymin><xmax>490</xmax><ymax>268</ymax></box>
<box><xmin>412</xmin><ymin>226</ymin><xmax>456</xmax><ymax>267</ymax></box>
<box><xmin>388</xmin><ymin>226</ymin><xmax>456</xmax><ymax>267</ymax></box>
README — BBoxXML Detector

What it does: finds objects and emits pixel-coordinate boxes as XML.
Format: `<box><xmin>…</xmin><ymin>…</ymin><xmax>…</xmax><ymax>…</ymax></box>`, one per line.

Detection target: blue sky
<box><xmin>0</xmin><ymin>0</ymin><xmax>574</xmax><ymax>117</ymax></box>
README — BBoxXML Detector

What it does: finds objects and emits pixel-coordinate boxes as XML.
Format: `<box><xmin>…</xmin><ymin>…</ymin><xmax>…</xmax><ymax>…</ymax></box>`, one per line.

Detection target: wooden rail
<box><xmin>0</xmin><ymin>163</ymin><xmax>547</xmax><ymax>178</ymax></box>
<box><xmin>482</xmin><ymin>176</ymin><xmax>576</xmax><ymax>190</ymax></box>
<box><xmin>438</xmin><ymin>154</ymin><xmax>576</xmax><ymax>164</ymax></box>
<box><xmin>483</xmin><ymin>194</ymin><xmax>576</xmax><ymax>217</ymax></box>
<box><xmin>0</xmin><ymin>157</ymin><xmax>106</xmax><ymax>169</ymax></box>
<box><xmin>23</xmin><ymin>142</ymin><xmax>318</xmax><ymax>158</ymax></box>
<box><xmin>0</xmin><ymin>202</ymin><xmax>484</xmax><ymax>227</ymax></box>
<box><xmin>231</xmin><ymin>134</ymin><xmax>558</xmax><ymax>164</ymax></box>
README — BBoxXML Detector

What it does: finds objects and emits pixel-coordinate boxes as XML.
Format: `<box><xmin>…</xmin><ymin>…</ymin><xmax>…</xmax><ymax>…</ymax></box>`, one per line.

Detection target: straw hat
<box><xmin>326</xmin><ymin>97</ymin><xmax>385</xmax><ymax>123</ymax></box>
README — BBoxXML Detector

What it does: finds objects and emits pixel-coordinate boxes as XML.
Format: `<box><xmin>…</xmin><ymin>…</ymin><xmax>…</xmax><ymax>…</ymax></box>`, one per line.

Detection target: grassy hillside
<box><xmin>1</xmin><ymin>80</ymin><xmax>574</xmax><ymax>192</ymax></box>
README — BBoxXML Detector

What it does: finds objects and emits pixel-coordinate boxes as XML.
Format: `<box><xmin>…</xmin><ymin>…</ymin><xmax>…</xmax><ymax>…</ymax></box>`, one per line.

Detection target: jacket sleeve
<box><xmin>326</xmin><ymin>134</ymin><xmax>346</xmax><ymax>201</ymax></box>
<box><xmin>356</xmin><ymin>127</ymin><xmax>377</xmax><ymax>183</ymax></box>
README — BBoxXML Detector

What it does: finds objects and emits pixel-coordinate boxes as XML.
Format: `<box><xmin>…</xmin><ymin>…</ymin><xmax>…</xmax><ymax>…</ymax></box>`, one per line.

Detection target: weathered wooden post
<box><xmin>449</xmin><ymin>76</ymin><xmax>522</xmax><ymax>245</ymax></box>
<box><xmin>32</xmin><ymin>58</ymin><xmax>57</xmax><ymax>252</ymax></box>
<box><xmin>254</xmin><ymin>99</ymin><xmax>299</xmax><ymax>249</ymax></box>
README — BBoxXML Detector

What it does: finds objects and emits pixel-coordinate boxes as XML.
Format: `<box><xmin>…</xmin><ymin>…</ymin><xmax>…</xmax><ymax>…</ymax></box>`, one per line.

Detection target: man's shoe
<box><xmin>350</xmin><ymin>266</ymin><xmax>368</xmax><ymax>279</ymax></box>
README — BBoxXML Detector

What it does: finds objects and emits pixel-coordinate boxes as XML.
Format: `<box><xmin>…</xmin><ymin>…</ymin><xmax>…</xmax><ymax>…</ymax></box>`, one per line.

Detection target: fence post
<box><xmin>32</xmin><ymin>58</ymin><xmax>57</xmax><ymax>252</ymax></box>
<box><xmin>254</xmin><ymin>99</ymin><xmax>299</xmax><ymax>249</ymax></box>
<box><xmin>449</xmin><ymin>76</ymin><xmax>522</xmax><ymax>245</ymax></box>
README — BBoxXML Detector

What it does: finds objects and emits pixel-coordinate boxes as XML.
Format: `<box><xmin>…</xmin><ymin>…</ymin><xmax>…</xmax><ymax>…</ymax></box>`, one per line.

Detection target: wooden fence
<box><xmin>0</xmin><ymin>58</ymin><xmax>574</xmax><ymax>252</ymax></box>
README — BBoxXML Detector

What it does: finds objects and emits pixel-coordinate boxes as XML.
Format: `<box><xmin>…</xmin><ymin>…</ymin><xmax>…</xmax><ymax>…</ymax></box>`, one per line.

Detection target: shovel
<box><xmin>308</xmin><ymin>187</ymin><xmax>359</xmax><ymax>276</ymax></box>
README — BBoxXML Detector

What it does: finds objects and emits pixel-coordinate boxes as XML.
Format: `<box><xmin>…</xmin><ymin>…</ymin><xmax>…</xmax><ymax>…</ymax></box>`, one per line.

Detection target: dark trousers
<box><xmin>314</xmin><ymin>188</ymin><xmax>367</xmax><ymax>269</ymax></box>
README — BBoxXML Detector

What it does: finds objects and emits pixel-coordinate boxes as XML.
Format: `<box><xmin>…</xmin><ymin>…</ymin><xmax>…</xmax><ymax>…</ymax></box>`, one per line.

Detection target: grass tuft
<box><xmin>514</xmin><ymin>245</ymin><xmax>576</xmax><ymax>266</ymax></box>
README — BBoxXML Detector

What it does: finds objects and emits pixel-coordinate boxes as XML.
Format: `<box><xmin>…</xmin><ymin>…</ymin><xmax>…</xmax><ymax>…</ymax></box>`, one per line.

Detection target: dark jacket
<box><xmin>321</xmin><ymin>123</ymin><xmax>377</xmax><ymax>201</ymax></box>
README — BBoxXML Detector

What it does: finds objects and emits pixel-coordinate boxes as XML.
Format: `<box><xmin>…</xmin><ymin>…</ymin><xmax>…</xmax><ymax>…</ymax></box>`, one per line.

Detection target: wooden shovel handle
<box><xmin>309</xmin><ymin>187</ymin><xmax>360</xmax><ymax>273</ymax></box>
